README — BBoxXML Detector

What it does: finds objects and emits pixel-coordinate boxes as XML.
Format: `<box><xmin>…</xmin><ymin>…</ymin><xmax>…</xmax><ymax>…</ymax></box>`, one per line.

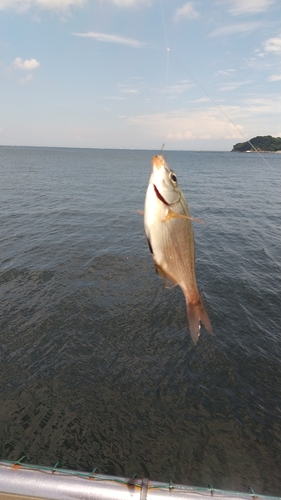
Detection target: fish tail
<box><xmin>186</xmin><ymin>297</ymin><xmax>213</xmax><ymax>345</ymax></box>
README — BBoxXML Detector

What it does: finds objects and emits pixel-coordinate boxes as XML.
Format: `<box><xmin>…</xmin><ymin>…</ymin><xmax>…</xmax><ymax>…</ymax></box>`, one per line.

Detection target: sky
<box><xmin>1</xmin><ymin>0</ymin><xmax>281</xmax><ymax>150</ymax></box>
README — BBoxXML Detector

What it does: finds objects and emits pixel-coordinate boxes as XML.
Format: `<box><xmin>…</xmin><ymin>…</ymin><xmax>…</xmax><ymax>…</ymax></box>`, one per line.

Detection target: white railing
<box><xmin>0</xmin><ymin>460</ymin><xmax>280</xmax><ymax>500</ymax></box>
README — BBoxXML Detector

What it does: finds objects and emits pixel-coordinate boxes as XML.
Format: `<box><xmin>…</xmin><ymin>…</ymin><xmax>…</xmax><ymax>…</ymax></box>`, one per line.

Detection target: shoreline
<box><xmin>232</xmin><ymin>150</ymin><xmax>281</xmax><ymax>153</ymax></box>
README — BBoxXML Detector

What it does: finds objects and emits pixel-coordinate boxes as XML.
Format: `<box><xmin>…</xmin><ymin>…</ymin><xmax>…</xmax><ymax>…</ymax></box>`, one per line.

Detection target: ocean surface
<box><xmin>1</xmin><ymin>147</ymin><xmax>280</xmax><ymax>495</ymax></box>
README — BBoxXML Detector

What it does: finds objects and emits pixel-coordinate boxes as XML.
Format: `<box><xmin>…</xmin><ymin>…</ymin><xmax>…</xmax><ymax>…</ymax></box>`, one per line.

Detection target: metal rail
<box><xmin>0</xmin><ymin>461</ymin><xmax>280</xmax><ymax>500</ymax></box>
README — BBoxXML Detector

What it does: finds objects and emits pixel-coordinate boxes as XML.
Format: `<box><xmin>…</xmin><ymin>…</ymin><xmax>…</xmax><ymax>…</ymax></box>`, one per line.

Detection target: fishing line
<box><xmin>160</xmin><ymin>0</ymin><xmax>172</xmax><ymax>148</ymax></box>
<box><xmin>159</xmin><ymin>2</ymin><xmax>278</xmax><ymax>175</ymax></box>
<box><xmin>169</xmin><ymin>53</ymin><xmax>277</xmax><ymax>173</ymax></box>
<box><xmin>160</xmin><ymin>0</ymin><xmax>170</xmax><ymax>89</ymax></box>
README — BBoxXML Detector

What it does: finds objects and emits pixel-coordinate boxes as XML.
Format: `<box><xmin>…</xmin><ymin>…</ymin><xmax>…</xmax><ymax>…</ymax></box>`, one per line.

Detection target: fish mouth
<box><xmin>153</xmin><ymin>184</ymin><xmax>170</xmax><ymax>206</ymax></box>
<box><xmin>152</xmin><ymin>155</ymin><xmax>163</xmax><ymax>170</ymax></box>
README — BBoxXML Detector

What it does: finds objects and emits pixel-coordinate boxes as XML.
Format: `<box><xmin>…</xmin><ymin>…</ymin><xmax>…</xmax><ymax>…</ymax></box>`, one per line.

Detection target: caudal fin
<box><xmin>186</xmin><ymin>298</ymin><xmax>213</xmax><ymax>345</ymax></box>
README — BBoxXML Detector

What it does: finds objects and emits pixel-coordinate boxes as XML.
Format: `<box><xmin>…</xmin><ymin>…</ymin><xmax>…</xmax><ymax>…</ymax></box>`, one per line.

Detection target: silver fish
<box><xmin>144</xmin><ymin>154</ymin><xmax>213</xmax><ymax>345</ymax></box>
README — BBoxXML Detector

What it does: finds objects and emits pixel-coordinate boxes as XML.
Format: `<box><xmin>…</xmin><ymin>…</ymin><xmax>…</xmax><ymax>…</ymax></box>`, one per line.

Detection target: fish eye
<box><xmin>169</xmin><ymin>172</ymin><xmax>177</xmax><ymax>184</ymax></box>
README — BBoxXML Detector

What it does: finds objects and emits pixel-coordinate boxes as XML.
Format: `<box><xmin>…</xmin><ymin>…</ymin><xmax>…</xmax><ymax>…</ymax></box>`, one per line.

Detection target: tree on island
<box><xmin>232</xmin><ymin>135</ymin><xmax>281</xmax><ymax>152</ymax></box>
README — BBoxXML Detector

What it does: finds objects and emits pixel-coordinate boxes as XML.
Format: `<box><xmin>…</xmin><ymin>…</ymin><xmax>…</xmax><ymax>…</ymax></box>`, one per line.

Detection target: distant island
<box><xmin>232</xmin><ymin>135</ymin><xmax>281</xmax><ymax>153</ymax></box>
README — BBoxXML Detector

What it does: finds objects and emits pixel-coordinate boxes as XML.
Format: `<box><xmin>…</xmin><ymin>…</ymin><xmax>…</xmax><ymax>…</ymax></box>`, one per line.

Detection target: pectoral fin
<box><xmin>162</xmin><ymin>209</ymin><xmax>205</xmax><ymax>224</ymax></box>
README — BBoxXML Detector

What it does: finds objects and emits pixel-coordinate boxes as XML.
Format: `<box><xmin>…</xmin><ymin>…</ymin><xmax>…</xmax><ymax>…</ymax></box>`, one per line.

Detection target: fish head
<box><xmin>150</xmin><ymin>155</ymin><xmax>181</xmax><ymax>206</ymax></box>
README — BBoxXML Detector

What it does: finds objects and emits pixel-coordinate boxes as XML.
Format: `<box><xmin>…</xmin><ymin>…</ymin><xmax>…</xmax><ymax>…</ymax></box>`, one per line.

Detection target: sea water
<box><xmin>1</xmin><ymin>147</ymin><xmax>280</xmax><ymax>495</ymax></box>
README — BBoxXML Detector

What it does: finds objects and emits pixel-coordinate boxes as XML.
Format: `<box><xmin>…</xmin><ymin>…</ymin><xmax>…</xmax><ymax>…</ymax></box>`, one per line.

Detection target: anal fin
<box><xmin>154</xmin><ymin>262</ymin><xmax>178</xmax><ymax>289</ymax></box>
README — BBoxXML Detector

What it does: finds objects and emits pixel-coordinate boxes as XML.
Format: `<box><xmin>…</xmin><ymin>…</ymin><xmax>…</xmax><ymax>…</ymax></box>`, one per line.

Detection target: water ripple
<box><xmin>0</xmin><ymin>148</ymin><xmax>280</xmax><ymax>495</ymax></box>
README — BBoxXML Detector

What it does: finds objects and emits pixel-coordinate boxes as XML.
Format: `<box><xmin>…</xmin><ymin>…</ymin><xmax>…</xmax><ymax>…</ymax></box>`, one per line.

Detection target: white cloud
<box><xmin>103</xmin><ymin>96</ymin><xmax>126</xmax><ymax>101</ymax></box>
<box><xmin>240</xmin><ymin>96</ymin><xmax>281</xmax><ymax>115</ymax></box>
<box><xmin>263</xmin><ymin>34</ymin><xmax>281</xmax><ymax>54</ymax></box>
<box><xmin>13</xmin><ymin>57</ymin><xmax>40</xmax><ymax>70</ymax></box>
<box><xmin>117</xmin><ymin>77</ymin><xmax>144</xmax><ymax>96</ymax></box>
<box><xmin>210</xmin><ymin>21</ymin><xmax>260</xmax><ymax>37</ymax></box>
<box><xmin>110</xmin><ymin>0</ymin><xmax>150</xmax><ymax>5</ymax></box>
<box><xmin>19</xmin><ymin>73</ymin><xmax>33</xmax><ymax>84</ymax></box>
<box><xmin>268</xmin><ymin>74</ymin><xmax>281</xmax><ymax>81</ymax></box>
<box><xmin>192</xmin><ymin>97</ymin><xmax>211</xmax><ymax>103</ymax></box>
<box><xmin>165</xmin><ymin>80</ymin><xmax>194</xmax><ymax>96</ymax></box>
<box><xmin>174</xmin><ymin>2</ymin><xmax>200</xmax><ymax>21</ymax></box>
<box><xmin>168</xmin><ymin>130</ymin><xmax>196</xmax><ymax>140</ymax></box>
<box><xmin>0</xmin><ymin>0</ymin><xmax>149</xmax><ymax>11</ymax></box>
<box><xmin>216</xmin><ymin>0</ymin><xmax>276</xmax><ymax>15</ymax></box>
<box><xmin>0</xmin><ymin>0</ymin><xmax>87</xmax><ymax>11</ymax></box>
<box><xmin>118</xmin><ymin>85</ymin><xmax>140</xmax><ymax>95</ymax></box>
<box><xmin>126</xmin><ymin>108</ymin><xmax>244</xmax><ymax>142</ymax></box>
<box><xmin>121</xmin><ymin>88</ymin><xmax>139</xmax><ymax>94</ymax></box>
<box><xmin>218</xmin><ymin>80</ymin><xmax>252</xmax><ymax>91</ymax></box>
<box><xmin>216</xmin><ymin>69</ymin><xmax>236</xmax><ymax>76</ymax></box>
<box><xmin>73</xmin><ymin>31</ymin><xmax>146</xmax><ymax>48</ymax></box>
<box><xmin>123</xmin><ymin>96</ymin><xmax>281</xmax><ymax>143</ymax></box>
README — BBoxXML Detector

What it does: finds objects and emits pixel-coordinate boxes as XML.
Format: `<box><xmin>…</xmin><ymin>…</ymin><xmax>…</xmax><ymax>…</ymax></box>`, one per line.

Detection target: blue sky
<box><xmin>1</xmin><ymin>0</ymin><xmax>281</xmax><ymax>150</ymax></box>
